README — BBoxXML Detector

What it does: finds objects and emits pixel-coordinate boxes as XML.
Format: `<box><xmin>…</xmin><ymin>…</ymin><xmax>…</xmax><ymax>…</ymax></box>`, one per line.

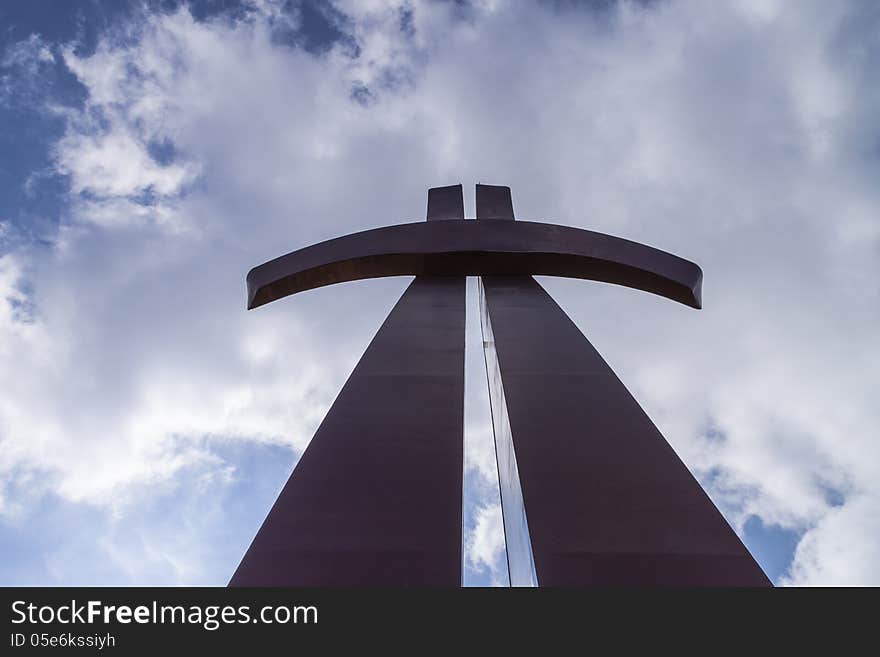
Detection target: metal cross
<box><xmin>230</xmin><ymin>184</ymin><xmax>769</xmax><ymax>587</ymax></box>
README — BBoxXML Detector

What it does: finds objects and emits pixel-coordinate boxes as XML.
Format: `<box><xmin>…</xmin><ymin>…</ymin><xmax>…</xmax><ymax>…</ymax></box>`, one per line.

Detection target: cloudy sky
<box><xmin>0</xmin><ymin>0</ymin><xmax>877</xmax><ymax>586</ymax></box>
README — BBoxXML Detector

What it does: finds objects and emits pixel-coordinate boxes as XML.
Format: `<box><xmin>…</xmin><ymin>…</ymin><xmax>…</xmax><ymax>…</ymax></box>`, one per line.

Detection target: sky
<box><xmin>0</xmin><ymin>0</ymin><xmax>877</xmax><ymax>586</ymax></box>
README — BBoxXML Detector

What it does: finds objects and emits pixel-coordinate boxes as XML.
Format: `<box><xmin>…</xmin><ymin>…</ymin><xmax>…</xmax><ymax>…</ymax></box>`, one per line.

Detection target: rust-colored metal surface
<box><xmin>246</xmin><ymin>219</ymin><xmax>702</xmax><ymax>310</ymax></box>
<box><xmin>230</xmin><ymin>187</ymin><xmax>466</xmax><ymax>587</ymax></box>
<box><xmin>476</xmin><ymin>184</ymin><xmax>770</xmax><ymax>587</ymax></box>
<box><xmin>480</xmin><ymin>275</ymin><xmax>770</xmax><ymax>586</ymax></box>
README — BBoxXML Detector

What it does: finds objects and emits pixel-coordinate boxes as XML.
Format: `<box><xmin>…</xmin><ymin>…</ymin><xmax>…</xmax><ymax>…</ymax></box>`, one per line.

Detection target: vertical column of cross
<box><xmin>477</xmin><ymin>184</ymin><xmax>770</xmax><ymax>586</ymax></box>
<box><xmin>476</xmin><ymin>185</ymin><xmax>539</xmax><ymax>586</ymax></box>
<box><xmin>230</xmin><ymin>186</ymin><xmax>467</xmax><ymax>587</ymax></box>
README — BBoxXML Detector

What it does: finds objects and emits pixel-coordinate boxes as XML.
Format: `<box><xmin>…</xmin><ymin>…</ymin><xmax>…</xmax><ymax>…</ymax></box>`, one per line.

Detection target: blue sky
<box><xmin>0</xmin><ymin>0</ymin><xmax>878</xmax><ymax>586</ymax></box>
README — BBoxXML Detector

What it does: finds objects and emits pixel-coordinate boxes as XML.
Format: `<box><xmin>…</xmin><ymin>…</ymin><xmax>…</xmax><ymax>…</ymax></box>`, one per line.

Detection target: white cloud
<box><xmin>1</xmin><ymin>33</ymin><xmax>56</xmax><ymax>105</ymax></box>
<box><xmin>783</xmin><ymin>493</ymin><xmax>880</xmax><ymax>586</ymax></box>
<box><xmin>1</xmin><ymin>0</ymin><xmax>878</xmax><ymax>584</ymax></box>
<box><xmin>466</xmin><ymin>502</ymin><xmax>506</xmax><ymax>583</ymax></box>
<box><xmin>57</xmin><ymin>127</ymin><xmax>198</xmax><ymax>199</ymax></box>
<box><xmin>1</xmin><ymin>34</ymin><xmax>54</xmax><ymax>69</ymax></box>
